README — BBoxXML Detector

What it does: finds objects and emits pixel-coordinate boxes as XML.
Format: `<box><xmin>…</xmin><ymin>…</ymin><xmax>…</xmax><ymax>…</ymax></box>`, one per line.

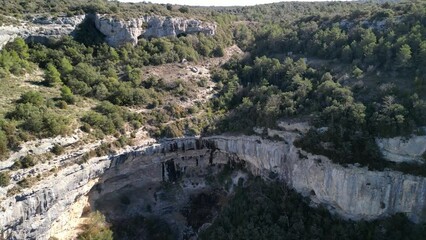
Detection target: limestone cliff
<box><xmin>0</xmin><ymin>15</ymin><xmax>85</xmax><ymax>49</ymax></box>
<box><xmin>94</xmin><ymin>14</ymin><xmax>216</xmax><ymax>47</ymax></box>
<box><xmin>206</xmin><ymin>135</ymin><xmax>426</xmax><ymax>222</ymax></box>
<box><xmin>1</xmin><ymin>132</ymin><xmax>426</xmax><ymax>239</ymax></box>
<box><xmin>0</xmin><ymin>14</ymin><xmax>215</xmax><ymax>49</ymax></box>
<box><xmin>376</xmin><ymin>134</ymin><xmax>426</xmax><ymax>164</ymax></box>
<box><xmin>0</xmin><ymin>156</ymin><xmax>110</xmax><ymax>240</ymax></box>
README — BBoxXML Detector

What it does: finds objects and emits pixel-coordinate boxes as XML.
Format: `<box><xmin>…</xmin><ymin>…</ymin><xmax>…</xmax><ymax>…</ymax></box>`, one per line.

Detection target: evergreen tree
<box><xmin>61</xmin><ymin>86</ymin><xmax>76</xmax><ymax>104</ymax></box>
<box><xmin>45</xmin><ymin>63</ymin><xmax>61</xmax><ymax>86</ymax></box>
<box><xmin>396</xmin><ymin>44</ymin><xmax>412</xmax><ymax>69</ymax></box>
<box><xmin>59</xmin><ymin>57</ymin><xmax>73</xmax><ymax>75</ymax></box>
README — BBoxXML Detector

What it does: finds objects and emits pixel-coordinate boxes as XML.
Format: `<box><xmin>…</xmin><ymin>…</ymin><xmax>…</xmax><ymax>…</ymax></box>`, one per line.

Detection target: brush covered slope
<box><xmin>0</xmin><ymin>0</ymin><xmax>425</xmax><ymax>239</ymax></box>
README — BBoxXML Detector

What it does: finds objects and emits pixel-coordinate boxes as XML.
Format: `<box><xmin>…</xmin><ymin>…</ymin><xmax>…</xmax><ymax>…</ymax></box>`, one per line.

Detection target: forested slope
<box><xmin>0</xmin><ymin>0</ymin><xmax>425</xmax><ymax>239</ymax></box>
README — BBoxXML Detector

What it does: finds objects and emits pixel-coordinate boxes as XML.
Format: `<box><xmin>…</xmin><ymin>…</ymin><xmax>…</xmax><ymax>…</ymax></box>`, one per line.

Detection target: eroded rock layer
<box><xmin>94</xmin><ymin>14</ymin><xmax>216</xmax><ymax>47</ymax></box>
<box><xmin>0</xmin><ymin>15</ymin><xmax>85</xmax><ymax>49</ymax></box>
<box><xmin>376</xmin><ymin>134</ymin><xmax>426</xmax><ymax>164</ymax></box>
<box><xmin>1</xmin><ymin>133</ymin><xmax>426</xmax><ymax>239</ymax></box>
<box><xmin>0</xmin><ymin>14</ymin><xmax>216</xmax><ymax>49</ymax></box>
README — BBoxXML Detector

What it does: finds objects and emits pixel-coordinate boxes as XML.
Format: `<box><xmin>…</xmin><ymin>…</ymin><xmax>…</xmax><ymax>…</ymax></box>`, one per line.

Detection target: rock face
<box><xmin>0</xmin><ymin>15</ymin><xmax>85</xmax><ymax>49</ymax></box>
<box><xmin>207</xmin><ymin>135</ymin><xmax>426</xmax><ymax>222</ymax></box>
<box><xmin>1</xmin><ymin>133</ymin><xmax>426</xmax><ymax>239</ymax></box>
<box><xmin>376</xmin><ymin>134</ymin><xmax>426</xmax><ymax>164</ymax></box>
<box><xmin>0</xmin><ymin>156</ymin><xmax>110</xmax><ymax>240</ymax></box>
<box><xmin>94</xmin><ymin>14</ymin><xmax>216</xmax><ymax>47</ymax></box>
<box><xmin>0</xmin><ymin>14</ymin><xmax>215</xmax><ymax>49</ymax></box>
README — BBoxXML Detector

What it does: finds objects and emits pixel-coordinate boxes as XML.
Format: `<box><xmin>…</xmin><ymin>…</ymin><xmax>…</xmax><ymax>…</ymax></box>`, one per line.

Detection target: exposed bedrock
<box><xmin>1</xmin><ymin>133</ymin><xmax>426</xmax><ymax>239</ymax></box>
<box><xmin>94</xmin><ymin>14</ymin><xmax>216</xmax><ymax>47</ymax></box>
<box><xmin>208</xmin><ymin>135</ymin><xmax>426</xmax><ymax>222</ymax></box>
<box><xmin>92</xmin><ymin>134</ymin><xmax>426</xmax><ymax>224</ymax></box>
<box><xmin>0</xmin><ymin>14</ymin><xmax>216</xmax><ymax>49</ymax></box>
<box><xmin>376</xmin><ymin>134</ymin><xmax>426</xmax><ymax>164</ymax></box>
<box><xmin>0</xmin><ymin>15</ymin><xmax>85</xmax><ymax>49</ymax></box>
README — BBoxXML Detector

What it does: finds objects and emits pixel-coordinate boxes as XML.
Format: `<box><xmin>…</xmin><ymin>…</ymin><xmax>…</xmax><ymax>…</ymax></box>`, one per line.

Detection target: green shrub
<box><xmin>81</xmin><ymin>123</ymin><xmax>92</xmax><ymax>133</ymax></box>
<box><xmin>77</xmin><ymin>211</ymin><xmax>113</xmax><ymax>240</ymax></box>
<box><xmin>56</xmin><ymin>100</ymin><xmax>68</xmax><ymax>109</ymax></box>
<box><xmin>81</xmin><ymin>111</ymin><xmax>116</xmax><ymax>135</ymax></box>
<box><xmin>42</xmin><ymin>113</ymin><xmax>70</xmax><ymax>137</ymax></box>
<box><xmin>12</xmin><ymin>155</ymin><xmax>38</xmax><ymax>169</ymax></box>
<box><xmin>61</xmin><ymin>86</ymin><xmax>76</xmax><ymax>104</ymax></box>
<box><xmin>161</xmin><ymin>124</ymin><xmax>184</xmax><ymax>138</ymax></box>
<box><xmin>0</xmin><ymin>130</ymin><xmax>9</xmax><ymax>160</ymax></box>
<box><xmin>20</xmin><ymin>155</ymin><xmax>36</xmax><ymax>169</ymax></box>
<box><xmin>18</xmin><ymin>91</ymin><xmax>44</xmax><ymax>107</ymax></box>
<box><xmin>45</xmin><ymin>63</ymin><xmax>61</xmax><ymax>86</ymax></box>
<box><xmin>116</xmin><ymin>136</ymin><xmax>129</xmax><ymax>147</ymax></box>
<box><xmin>51</xmin><ymin>144</ymin><xmax>65</xmax><ymax>155</ymax></box>
<box><xmin>0</xmin><ymin>171</ymin><xmax>10</xmax><ymax>187</ymax></box>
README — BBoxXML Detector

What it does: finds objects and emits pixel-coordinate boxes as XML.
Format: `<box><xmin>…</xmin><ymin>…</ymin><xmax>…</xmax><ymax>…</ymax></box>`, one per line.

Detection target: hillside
<box><xmin>0</xmin><ymin>0</ymin><xmax>425</xmax><ymax>239</ymax></box>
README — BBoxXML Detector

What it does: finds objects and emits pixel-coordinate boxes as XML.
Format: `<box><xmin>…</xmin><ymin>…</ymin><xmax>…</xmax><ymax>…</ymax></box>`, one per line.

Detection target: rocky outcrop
<box><xmin>0</xmin><ymin>156</ymin><xmax>110</xmax><ymax>240</ymax></box>
<box><xmin>376</xmin><ymin>134</ymin><xmax>426</xmax><ymax>164</ymax></box>
<box><xmin>206</xmin><ymin>135</ymin><xmax>426</xmax><ymax>222</ymax></box>
<box><xmin>0</xmin><ymin>15</ymin><xmax>85</xmax><ymax>49</ymax></box>
<box><xmin>0</xmin><ymin>139</ymin><xmax>205</xmax><ymax>240</ymax></box>
<box><xmin>0</xmin><ymin>14</ymin><xmax>215</xmax><ymax>49</ymax></box>
<box><xmin>94</xmin><ymin>14</ymin><xmax>216</xmax><ymax>47</ymax></box>
<box><xmin>1</xmin><ymin>132</ymin><xmax>426</xmax><ymax>239</ymax></box>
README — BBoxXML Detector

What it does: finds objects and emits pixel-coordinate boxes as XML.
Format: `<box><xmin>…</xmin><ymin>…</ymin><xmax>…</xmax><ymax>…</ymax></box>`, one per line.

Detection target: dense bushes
<box><xmin>27</xmin><ymin>29</ymin><xmax>229</xmax><ymax>108</ymax></box>
<box><xmin>7</xmin><ymin>92</ymin><xmax>71</xmax><ymax>137</ymax></box>
<box><xmin>206</xmin><ymin>1</ymin><xmax>426</xmax><ymax>173</ymax></box>
<box><xmin>0</xmin><ymin>38</ymin><xmax>32</xmax><ymax>76</ymax></box>
<box><xmin>81</xmin><ymin>101</ymin><xmax>143</xmax><ymax>135</ymax></box>
<box><xmin>77</xmin><ymin>211</ymin><xmax>113</xmax><ymax>240</ymax></box>
<box><xmin>44</xmin><ymin>63</ymin><xmax>61</xmax><ymax>86</ymax></box>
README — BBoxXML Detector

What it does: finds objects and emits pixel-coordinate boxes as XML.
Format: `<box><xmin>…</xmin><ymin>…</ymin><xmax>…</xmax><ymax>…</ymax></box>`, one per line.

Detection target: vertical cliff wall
<box><xmin>205</xmin><ymin>135</ymin><xmax>426</xmax><ymax>222</ymax></box>
<box><xmin>0</xmin><ymin>14</ymin><xmax>216</xmax><ymax>49</ymax></box>
<box><xmin>376</xmin><ymin>134</ymin><xmax>426</xmax><ymax>164</ymax></box>
<box><xmin>94</xmin><ymin>14</ymin><xmax>216</xmax><ymax>47</ymax></box>
<box><xmin>1</xmin><ymin>134</ymin><xmax>425</xmax><ymax>239</ymax></box>
<box><xmin>0</xmin><ymin>15</ymin><xmax>85</xmax><ymax>49</ymax></box>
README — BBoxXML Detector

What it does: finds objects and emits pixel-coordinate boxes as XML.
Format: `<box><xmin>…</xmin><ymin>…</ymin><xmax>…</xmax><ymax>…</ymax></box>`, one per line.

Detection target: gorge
<box><xmin>1</xmin><ymin>125</ymin><xmax>425</xmax><ymax>239</ymax></box>
<box><xmin>0</xmin><ymin>1</ymin><xmax>426</xmax><ymax>239</ymax></box>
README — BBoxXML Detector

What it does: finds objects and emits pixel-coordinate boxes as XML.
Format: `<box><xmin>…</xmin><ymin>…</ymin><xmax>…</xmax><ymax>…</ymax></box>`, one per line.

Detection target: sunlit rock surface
<box><xmin>376</xmin><ymin>134</ymin><xmax>426</xmax><ymax>164</ymax></box>
<box><xmin>94</xmin><ymin>14</ymin><xmax>216</xmax><ymax>47</ymax></box>
<box><xmin>0</xmin><ymin>15</ymin><xmax>85</xmax><ymax>49</ymax></box>
<box><xmin>1</xmin><ymin>132</ymin><xmax>426</xmax><ymax>239</ymax></box>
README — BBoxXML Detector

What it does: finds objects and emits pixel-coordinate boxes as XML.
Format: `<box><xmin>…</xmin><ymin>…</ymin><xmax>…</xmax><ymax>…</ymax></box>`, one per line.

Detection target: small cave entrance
<box><xmin>73</xmin><ymin>15</ymin><xmax>106</xmax><ymax>46</ymax></box>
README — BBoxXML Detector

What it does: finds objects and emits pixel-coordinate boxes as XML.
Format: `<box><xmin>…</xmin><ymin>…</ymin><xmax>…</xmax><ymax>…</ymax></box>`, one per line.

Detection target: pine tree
<box><xmin>45</xmin><ymin>63</ymin><xmax>61</xmax><ymax>86</ymax></box>
<box><xmin>396</xmin><ymin>44</ymin><xmax>412</xmax><ymax>68</ymax></box>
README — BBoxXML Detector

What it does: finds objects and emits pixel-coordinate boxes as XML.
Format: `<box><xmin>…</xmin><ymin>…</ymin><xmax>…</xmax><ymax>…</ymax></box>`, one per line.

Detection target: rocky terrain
<box><xmin>0</xmin><ymin>14</ymin><xmax>216</xmax><ymax>49</ymax></box>
<box><xmin>0</xmin><ymin>15</ymin><xmax>85</xmax><ymax>49</ymax></box>
<box><xmin>1</xmin><ymin>123</ymin><xmax>425</xmax><ymax>239</ymax></box>
<box><xmin>376</xmin><ymin>132</ymin><xmax>426</xmax><ymax>164</ymax></box>
<box><xmin>95</xmin><ymin>14</ymin><xmax>216</xmax><ymax>47</ymax></box>
<box><xmin>0</xmin><ymin>1</ymin><xmax>425</xmax><ymax>239</ymax></box>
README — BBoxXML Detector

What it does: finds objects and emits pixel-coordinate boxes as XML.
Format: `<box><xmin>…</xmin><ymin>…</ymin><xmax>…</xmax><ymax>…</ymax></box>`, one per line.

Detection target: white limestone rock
<box><xmin>376</xmin><ymin>134</ymin><xmax>426</xmax><ymax>164</ymax></box>
<box><xmin>94</xmin><ymin>14</ymin><xmax>216</xmax><ymax>47</ymax></box>
<box><xmin>2</xmin><ymin>134</ymin><xmax>426</xmax><ymax>239</ymax></box>
<box><xmin>0</xmin><ymin>15</ymin><xmax>85</xmax><ymax>49</ymax></box>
